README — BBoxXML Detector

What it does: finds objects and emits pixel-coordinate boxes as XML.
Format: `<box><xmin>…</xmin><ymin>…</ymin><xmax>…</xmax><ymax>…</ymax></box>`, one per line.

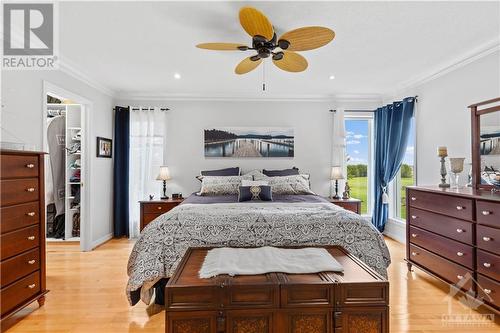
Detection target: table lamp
<box><xmin>330</xmin><ymin>166</ymin><xmax>344</xmax><ymax>200</ymax></box>
<box><xmin>156</xmin><ymin>166</ymin><xmax>171</xmax><ymax>199</ymax></box>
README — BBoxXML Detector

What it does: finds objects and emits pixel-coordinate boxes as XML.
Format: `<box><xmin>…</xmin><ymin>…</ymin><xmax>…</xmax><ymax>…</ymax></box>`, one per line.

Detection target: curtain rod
<box><xmin>330</xmin><ymin>95</ymin><xmax>418</xmax><ymax>113</ymax></box>
<box><xmin>113</xmin><ymin>107</ymin><xmax>170</xmax><ymax>111</ymax></box>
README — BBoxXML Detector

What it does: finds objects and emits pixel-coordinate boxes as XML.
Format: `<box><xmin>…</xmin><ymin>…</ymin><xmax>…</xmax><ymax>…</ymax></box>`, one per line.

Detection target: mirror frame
<box><xmin>470</xmin><ymin>97</ymin><xmax>500</xmax><ymax>191</ymax></box>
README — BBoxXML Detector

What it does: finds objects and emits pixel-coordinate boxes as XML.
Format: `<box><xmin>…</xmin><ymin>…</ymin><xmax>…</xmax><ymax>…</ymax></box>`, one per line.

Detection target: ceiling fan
<box><xmin>196</xmin><ymin>7</ymin><xmax>335</xmax><ymax>75</ymax></box>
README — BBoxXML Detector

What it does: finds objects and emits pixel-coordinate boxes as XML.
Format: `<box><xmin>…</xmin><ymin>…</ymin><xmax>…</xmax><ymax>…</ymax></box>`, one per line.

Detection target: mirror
<box><xmin>470</xmin><ymin>97</ymin><xmax>500</xmax><ymax>191</ymax></box>
<box><xmin>479</xmin><ymin>111</ymin><xmax>500</xmax><ymax>187</ymax></box>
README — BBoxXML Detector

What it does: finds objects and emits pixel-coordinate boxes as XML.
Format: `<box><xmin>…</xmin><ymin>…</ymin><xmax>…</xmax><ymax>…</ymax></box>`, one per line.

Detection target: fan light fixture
<box><xmin>196</xmin><ymin>7</ymin><xmax>335</xmax><ymax>75</ymax></box>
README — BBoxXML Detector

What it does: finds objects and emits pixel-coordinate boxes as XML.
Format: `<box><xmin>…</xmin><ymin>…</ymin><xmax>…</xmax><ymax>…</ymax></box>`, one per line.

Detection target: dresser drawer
<box><xmin>0</xmin><ymin>178</ymin><xmax>39</xmax><ymax>207</ymax></box>
<box><xmin>0</xmin><ymin>154</ymin><xmax>38</xmax><ymax>179</ymax></box>
<box><xmin>0</xmin><ymin>271</ymin><xmax>40</xmax><ymax>316</ymax></box>
<box><xmin>0</xmin><ymin>248</ymin><xmax>40</xmax><ymax>287</ymax></box>
<box><xmin>0</xmin><ymin>201</ymin><xmax>40</xmax><ymax>234</ymax></box>
<box><xmin>143</xmin><ymin>202</ymin><xmax>178</xmax><ymax>214</ymax></box>
<box><xmin>409</xmin><ymin>226</ymin><xmax>474</xmax><ymax>269</ymax></box>
<box><xmin>476</xmin><ymin>225</ymin><xmax>500</xmax><ymax>254</ymax></box>
<box><xmin>0</xmin><ymin>225</ymin><xmax>39</xmax><ymax>260</ymax></box>
<box><xmin>476</xmin><ymin>200</ymin><xmax>500</xmax><ymax>228</ymax></box>
<box><xmin>408</xmin><ymin>190</ymin><xmax>473</xmax><ymax>221</ymax></box>
<box><xmin>409</xmin><ymin>244</ymin><xmax>473</xmax><ymax>290</ymax></box>
<box><xmin>477</xmin><ymin>250</ymin><xmax>500</xmax><ymax>281</ymax></box>
<box><xmin>477</xmin><ymin>274</ymin><xmax>499</xmax><ymax>308</ymax></box>
<box><xmin>408</xmin><ymin>207</ymin><xmax>473</xmax><ymax>244</ymax></box>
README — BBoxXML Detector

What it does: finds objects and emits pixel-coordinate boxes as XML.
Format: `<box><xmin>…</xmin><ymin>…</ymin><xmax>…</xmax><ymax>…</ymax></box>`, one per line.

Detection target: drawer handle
<box><xmin>27</xmin><ymin>236</ymin><xmax>35</xmax><ymax>240</ymax></box>
<box><xmin>456</xmin><ymin>206</ymin><xmax>464</xmax><ymax>211</ymax></box>
<box><xmin>411</xmin><ymin>197</ymin><xmax>416</xmax><ymax>201</ymax></box>
<box><xmin>457</xmin><ymin>275</ymin><xmax>464</xmax><ymax>280</ymax></box>
<box><xmin>26</xmin><ymin>187</ymin><xmax>35</xmax><ymax>192</ymax></box>
<box><xmin>456</xmin><ymin>229</ymin><xmax>464</xmax><ymax>233</ymax></box>
<box><xmin>26</xmin><ymin>212</ymin><xmax>36</xmax><ymax>217</ymax></box>
<box><xmin>26</xmin><ymin>163</ymin><xmax>35</xmax><ymax>168</ymax></box>
<box><xmin>483</xmin><ymin>262</ymin><xmax>491</xmax><ymax>268</ymax></box>
<box><xmin>157</xmin><ymin>206</ymin><xmax>163</xmax><ymax>210</ymax></box>
<box><xmin>28</xmin><ymin>284</ymin><xmax>36</xmax><ymax>289</ymax></box>
<box><xmin>28</xmin><ymin>259</ymin><xmax>36</xmax><ymax>265</ymax></box>
<box><xmin>411</xmin><ymin>252</ymin><xmax>418</xmax><ymax>256</ymax></box>
<box><xmin>456</xmin><ymin>252</ymin><xmax>464</xmax><ymax>257</ymax></box>
<box><xmin>411</xmin><ymin>233</ymin><xmax>417</xmax><ymax>238</ymax></box>
<box><xmin>484</xmin><ymin>289</ymin><xmax>492</xmax><ymax>295</ymax></box>
<box><xmin>481</xmin><ymin>210</ymin><xmax>491</xmax><ymax>216</ymax></box>
<box><xmin>411</xmin><ymin>215</ymin><xmax>417</xmax><ymax>220</ymax></box>
<box><xmin>482</xmin><ymin>237</ymin><xmax>491</xmax><ymax>242</ymax></box>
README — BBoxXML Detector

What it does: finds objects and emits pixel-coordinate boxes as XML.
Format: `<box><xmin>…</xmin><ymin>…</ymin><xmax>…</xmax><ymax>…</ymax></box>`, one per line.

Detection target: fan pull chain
<box><xmin>262</xmin><ymin>61</ymin><xmax>266</xmax><ymax>91</ymax></box>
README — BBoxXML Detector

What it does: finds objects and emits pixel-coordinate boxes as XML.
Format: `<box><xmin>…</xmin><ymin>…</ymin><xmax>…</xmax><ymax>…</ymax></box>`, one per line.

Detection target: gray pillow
<box><xmin>262</xmin><ymin>167</ymin><xmax>299</xmax><ymax>177</ymax></box>
<box><xmin>254</xmin><ymin>174</ymin><xmax>314</xmax><ymax>195</ymax></box>
<box><xmin>200</xmin><ymin>175</ymin><xmax>253</xmax><ymax>196</ymax></box>
<box><xmin>196</xmin><ymin>167</ymin><xmax>240</xmax><ymax>181</ymax></box>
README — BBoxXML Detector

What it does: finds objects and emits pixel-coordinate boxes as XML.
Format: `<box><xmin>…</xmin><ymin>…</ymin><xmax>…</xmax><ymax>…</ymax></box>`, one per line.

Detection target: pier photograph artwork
<box><xmin>204</xmin><ymin>127</ymin><xmax>294</xmax><ymax>158</ymax></box>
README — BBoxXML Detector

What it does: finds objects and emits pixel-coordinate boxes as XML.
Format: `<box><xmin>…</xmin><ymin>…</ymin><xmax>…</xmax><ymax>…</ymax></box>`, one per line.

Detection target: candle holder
<box><xmin>439</xmin><ymin>156</ymin><xmax>450</xmax><ymax>188</ymax></box>
<box><xmin>449</xmin><ymin>158</ymin><xmax>465</xmax><ymax>189</ymax></box>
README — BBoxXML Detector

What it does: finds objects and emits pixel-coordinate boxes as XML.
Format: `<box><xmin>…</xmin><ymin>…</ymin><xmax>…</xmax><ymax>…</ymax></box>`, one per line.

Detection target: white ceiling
<box><xmin>59</xmin><ymin>1</ymin><xmax>500</xmax><ymax>98</ymax></box>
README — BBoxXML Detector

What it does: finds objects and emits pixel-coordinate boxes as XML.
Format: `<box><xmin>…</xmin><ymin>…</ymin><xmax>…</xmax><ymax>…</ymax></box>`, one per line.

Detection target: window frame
<box><xmin>344</xmin><ymin>112</ymin><xmax>375</xmax><ymax>216</ymax></box>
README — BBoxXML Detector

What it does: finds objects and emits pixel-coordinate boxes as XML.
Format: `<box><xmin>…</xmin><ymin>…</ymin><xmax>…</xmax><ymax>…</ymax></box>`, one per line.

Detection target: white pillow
<box><xmin>241</xmin><ymin>180</ymin><xmax>269</xmax><ymax>186</ymax></box>
<box><xmin>254</xmin><ymin>174</ymin><xmax>314</xmax><ymax>195</ymax></box>
<box><xmin>200</xmin><ymin>175</ymin><xmax>252</xmax><ymax>196</ymax></box>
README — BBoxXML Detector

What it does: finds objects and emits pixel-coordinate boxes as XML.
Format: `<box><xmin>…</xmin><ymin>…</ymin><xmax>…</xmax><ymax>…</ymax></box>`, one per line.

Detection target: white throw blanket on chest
<box><xmin>199</xmin><ymin>246</ymin><xmax>343</xmax><ymax>278</ymax></box>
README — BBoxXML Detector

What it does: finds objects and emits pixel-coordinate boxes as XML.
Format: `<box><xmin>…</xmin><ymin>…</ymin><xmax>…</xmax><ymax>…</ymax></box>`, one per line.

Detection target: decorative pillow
<box><xmin>241</xmin><ymin>180</ymin><xmax>269</xmax><ymax>186</ymax></box>
<box><xmin>242</xmin><ymin>169</ymin><xmax>266</xmax><ymax>180</ymax></box>
<box><xmin>262</xmin><ymin>167</ymin><xmax>299</xmax><ymax>177</ymax></box>
<box><xmin>238</xmin><ymin>185</ymin><xmax>273</xmax><ymax>202</ymax></box>
<box><xmin>199</xmin><ymin>175</ymin><xmax>252</xmax><ymax>196</ymax></box>
<box><xmin>254</xmin><ymin>174</ymin><xmax>314</xmax><ymax>195</ymax></box>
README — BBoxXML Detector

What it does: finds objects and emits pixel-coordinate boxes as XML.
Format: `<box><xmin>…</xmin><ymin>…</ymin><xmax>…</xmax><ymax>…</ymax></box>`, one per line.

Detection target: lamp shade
<box><xmin>156</xmin><ymin>166</ymin><xmax>171</xmax><ymax>181</ymax></box>
<box><xmin>330</xmin><ymin>166</ymin><xmax>344</xmax><ymax>180</ymax></box>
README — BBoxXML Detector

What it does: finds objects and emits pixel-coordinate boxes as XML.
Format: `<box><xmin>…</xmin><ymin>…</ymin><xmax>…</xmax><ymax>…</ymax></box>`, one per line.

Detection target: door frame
<box><xmin>42</xmin><ymin>80</ymin><xmax>92</xmax><ymax>251</ymax></box>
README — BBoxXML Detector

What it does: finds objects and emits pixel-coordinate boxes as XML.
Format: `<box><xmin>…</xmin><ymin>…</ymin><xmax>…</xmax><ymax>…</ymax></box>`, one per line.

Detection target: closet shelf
<box><xmin>67</xmin><ymin>127</ymin><xmax>81</xmax><ymax>130</ymax></box>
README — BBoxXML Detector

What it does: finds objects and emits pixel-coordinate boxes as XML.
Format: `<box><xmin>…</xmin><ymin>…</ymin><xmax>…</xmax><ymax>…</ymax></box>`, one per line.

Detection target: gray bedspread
<box><xmin>182</xmin><ymin>193</ymin><xmax>331</xmax><ymax>204</ymax></box>
<box><xmin>126</xmin><ymin>196</ymin><xmax>391</xmax><ymax>305</ymax></box>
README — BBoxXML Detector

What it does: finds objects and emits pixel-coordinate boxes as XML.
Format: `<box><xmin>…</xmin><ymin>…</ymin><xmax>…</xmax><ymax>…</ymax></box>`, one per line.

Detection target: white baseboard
<box><xmin>91</xmin><ymin>232</ymin><xmax>113</xmax><ymax>250</ymax></box>
<box><xmin>383</xmin><ymin>218</ymin><xmax>406</xmax><ymax>244</ymax></box>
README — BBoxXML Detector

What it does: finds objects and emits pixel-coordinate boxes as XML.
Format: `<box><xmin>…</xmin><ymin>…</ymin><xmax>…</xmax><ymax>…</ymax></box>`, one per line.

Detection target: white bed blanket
<box><xmin>199</xmin><ymin>246</ymin><xmax>343</xmax><ymax>278</ymax></box>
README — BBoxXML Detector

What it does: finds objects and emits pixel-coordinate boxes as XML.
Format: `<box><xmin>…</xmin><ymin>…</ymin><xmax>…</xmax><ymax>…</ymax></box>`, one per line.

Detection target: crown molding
<box><xmin>58</xmin><ymin>56</ymin><xmax>116</xmax><ymax>97</ymax></box>
<box><xmin>114</xmin><ymin>92</ymin><xmax>384</xmax><ymax>103</ymax></box>
<box><xmin>114</xmin><ymin>92</ymin><xmax>337</xmax><ymax>102</ymax></box>
<box><xmin>392</xmin><ymin>37</ymin><xmax>500</xmax><ymax>95</ymax></box>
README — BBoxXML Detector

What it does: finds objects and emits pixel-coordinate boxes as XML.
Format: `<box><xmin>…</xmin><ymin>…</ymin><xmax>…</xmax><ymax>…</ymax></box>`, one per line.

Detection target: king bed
<box><xmin>127</xmin><ymin>187</ymin><xmax>391</xmax><ymax>305</ymax></box>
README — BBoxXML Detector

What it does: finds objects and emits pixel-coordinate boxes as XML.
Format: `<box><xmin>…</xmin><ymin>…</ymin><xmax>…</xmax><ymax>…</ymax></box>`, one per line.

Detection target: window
<box><xmin>345</xmin><ymin>113</ymin><xmax>374</xmax><ymax>215</ymax></box>
<box><xmin>392</xmin><ymin>119</ymin><xmax>416</xmax><ymax>220</ymax></box>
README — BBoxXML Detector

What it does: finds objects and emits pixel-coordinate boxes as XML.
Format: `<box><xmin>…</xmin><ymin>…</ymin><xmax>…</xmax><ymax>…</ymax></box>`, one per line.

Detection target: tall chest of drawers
<box><xmin>406</xmin><ymin>186</ymin><xmax>500</xmax><ymax>312</ymax></box>
<box><xmin>0</xmin><ymin>150</ymin><xmax>48</xmax><ymax>323</ymax></box>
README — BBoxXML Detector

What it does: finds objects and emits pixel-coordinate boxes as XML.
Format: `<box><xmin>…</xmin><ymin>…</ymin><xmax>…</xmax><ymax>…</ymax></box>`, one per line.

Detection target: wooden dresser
<box><xmin>406</xmin><ymin>186</ymin><xmax>500</xmax><ymax>312</ymax></box>
<box><xmin>0</xmin><ymin>150</ymin><xmax>48</xmax><ymax>324</ymax></box>
<box><xmin>139</xmin><ymin>198</ymin><xmax>184</xmax><ymax>231</ymax></box>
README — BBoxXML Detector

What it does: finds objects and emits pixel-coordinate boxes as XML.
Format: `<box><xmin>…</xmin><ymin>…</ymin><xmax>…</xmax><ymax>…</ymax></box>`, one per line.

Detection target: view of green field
<box><xmin>347</xmin><ymin>164</ymin><xmax>414</xmax><ymax>218</ymax></box>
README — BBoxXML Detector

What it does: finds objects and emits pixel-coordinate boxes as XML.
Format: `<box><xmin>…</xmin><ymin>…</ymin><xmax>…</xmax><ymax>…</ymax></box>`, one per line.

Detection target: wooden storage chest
<box><xmin>165</xmin><ymin>246</ymin><xmax>389</xmax><ymax>333</ymax></box>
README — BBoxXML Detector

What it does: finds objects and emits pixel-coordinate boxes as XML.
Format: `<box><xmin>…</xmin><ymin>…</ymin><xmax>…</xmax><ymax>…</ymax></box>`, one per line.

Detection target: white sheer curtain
<box><xmin>331</xmin><ymin>108</ymin><xmax>346</xmax><ymax>196</ymax></box>
<box><xmin>129</xmin><ymin>107</ymin><xmax>167</xmax><ymax>238</ymax></box>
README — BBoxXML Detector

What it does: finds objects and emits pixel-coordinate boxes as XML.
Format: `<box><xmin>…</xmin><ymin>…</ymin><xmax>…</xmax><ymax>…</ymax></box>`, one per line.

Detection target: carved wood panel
<box><xmin>290</xmin><ymin>313</ymin><xmax>328</xmax><ymax>333</ymax></box>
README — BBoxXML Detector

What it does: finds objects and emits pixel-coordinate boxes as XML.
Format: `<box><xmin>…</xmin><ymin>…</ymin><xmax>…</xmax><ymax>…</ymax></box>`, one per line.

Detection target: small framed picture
<box><xmin>96</xmin><ymin>137</ymin><xmax>112</xmax><ymax>158</ymax></box>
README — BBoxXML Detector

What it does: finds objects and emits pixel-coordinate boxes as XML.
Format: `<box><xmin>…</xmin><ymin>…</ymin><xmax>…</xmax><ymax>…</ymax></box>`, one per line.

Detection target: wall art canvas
<box><xmin>204</xmin><ymin>127</ymin><xmax>294</xmax><ymax>158</ymax></box>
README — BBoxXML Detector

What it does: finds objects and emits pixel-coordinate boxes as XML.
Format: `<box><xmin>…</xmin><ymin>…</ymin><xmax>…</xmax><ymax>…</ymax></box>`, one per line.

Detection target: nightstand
<box><xmin>329</xmin><ymin>198</ymin><xmax>362</xmax><ymax>214</ymax></box>
<box><xmin>139</xmin><ymin>198</ymin><xmax>184</xmax><ymax>231</ymax></box>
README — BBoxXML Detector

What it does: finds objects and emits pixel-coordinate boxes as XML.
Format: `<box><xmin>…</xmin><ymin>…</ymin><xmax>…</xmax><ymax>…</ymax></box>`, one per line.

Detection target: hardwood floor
<box><xmin>2</xmin><ymin>237</ymin><xmax>499</xmax><ymax>332</ymax></box>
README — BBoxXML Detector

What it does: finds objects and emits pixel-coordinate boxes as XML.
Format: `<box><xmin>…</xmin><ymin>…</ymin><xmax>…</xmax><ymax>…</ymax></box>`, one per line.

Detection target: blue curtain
<box><xmin>372</xmin><ymin>97</ymin><xmax>415</xmax><ymax>232</ymax></box>
<box><xmin>113</xmin><ymin>106</ymin><xmax>130</xmax><ymax>237</ymax></box>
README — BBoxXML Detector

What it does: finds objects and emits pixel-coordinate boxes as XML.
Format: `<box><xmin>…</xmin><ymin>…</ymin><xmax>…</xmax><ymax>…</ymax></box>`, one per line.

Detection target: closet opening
<box><xmin>43</xmin><ymin>83</ymin><xmax>90</xmax><ymax>250</ymax></box>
